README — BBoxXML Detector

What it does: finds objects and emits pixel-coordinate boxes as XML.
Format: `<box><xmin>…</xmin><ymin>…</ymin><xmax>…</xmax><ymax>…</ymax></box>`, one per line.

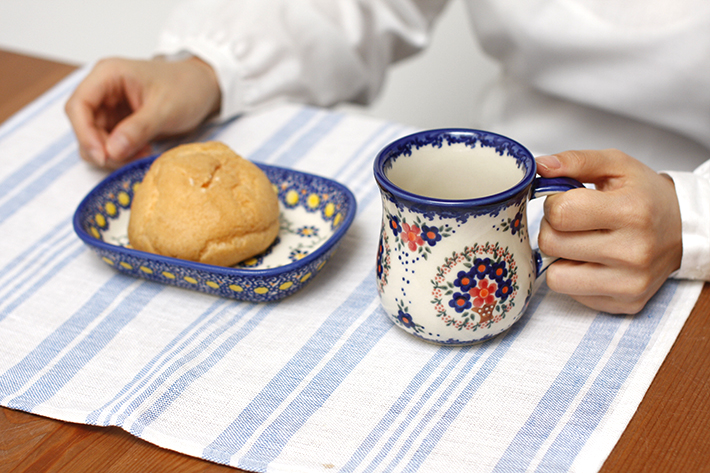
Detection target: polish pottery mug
<box><xmin>374</xmin><ymin>129</ymin><xmax>582</xmax><ymax>345</ymax></box>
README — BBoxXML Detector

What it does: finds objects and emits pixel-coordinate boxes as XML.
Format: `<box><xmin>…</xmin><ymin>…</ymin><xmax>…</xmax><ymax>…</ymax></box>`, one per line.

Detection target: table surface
<box><xmin>0</xmin><ymin>49</ymin><xmax>709</xmax><ymax>473</ymax></box>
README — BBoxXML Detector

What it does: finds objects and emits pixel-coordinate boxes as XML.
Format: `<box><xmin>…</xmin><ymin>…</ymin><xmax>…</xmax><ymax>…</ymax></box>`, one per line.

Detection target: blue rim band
<box><xmin>373</xmin><ymin>128</ymin><xmax>536</xmax><ymax>208</ymax></box>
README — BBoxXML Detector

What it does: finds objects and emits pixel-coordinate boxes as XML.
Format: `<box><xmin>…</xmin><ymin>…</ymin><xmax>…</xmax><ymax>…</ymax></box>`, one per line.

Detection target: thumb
<box><xmin>536</xmin><ymin>149</ymin><xmax>631</xmax><ymax>184</ymax></box>
<box><xmin>105</xmin><ymin>106</ymin><xmax>161</xmax><ymax>163</ymax></box>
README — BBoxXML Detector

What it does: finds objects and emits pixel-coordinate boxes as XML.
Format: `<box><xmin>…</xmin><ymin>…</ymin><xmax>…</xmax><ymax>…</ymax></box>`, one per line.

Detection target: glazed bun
<box><xmin>128</xmin><ymin>141</ymin><xmax>280</xmax><ymax>266</ymax></box>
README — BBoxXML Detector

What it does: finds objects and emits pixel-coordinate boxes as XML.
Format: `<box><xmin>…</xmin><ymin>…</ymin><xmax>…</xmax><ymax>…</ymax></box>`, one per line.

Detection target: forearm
<box><xmin>155</xmin><ymin>0</ymin><xmax>447</xmax><ymax>120</ymax></box>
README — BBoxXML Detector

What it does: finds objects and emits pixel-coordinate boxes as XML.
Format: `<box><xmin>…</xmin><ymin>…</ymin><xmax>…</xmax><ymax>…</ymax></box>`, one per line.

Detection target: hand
<box><xmin>65</xmin><ymin>56</ymin><xmax>221</xmax><ymax>169</ymax></box>
<box><xmin>536</xmin><ymin>150</ymin><xmax>682</xmax><ymax>314</ymax></box>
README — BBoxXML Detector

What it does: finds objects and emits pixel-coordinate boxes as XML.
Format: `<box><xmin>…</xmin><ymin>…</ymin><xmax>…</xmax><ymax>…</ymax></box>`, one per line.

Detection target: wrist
<box><xmin>185</xmin><ymin>56</ymin><xmax>222</xmax><ymax>119</ymax></box>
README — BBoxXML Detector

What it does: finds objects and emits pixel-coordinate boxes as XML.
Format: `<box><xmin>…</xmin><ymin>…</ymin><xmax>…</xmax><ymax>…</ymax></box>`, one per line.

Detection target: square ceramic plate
<box><xmin>73</xmin><ymin>155</ymin><xmax>357</xmax><ymax>302</ymax></box>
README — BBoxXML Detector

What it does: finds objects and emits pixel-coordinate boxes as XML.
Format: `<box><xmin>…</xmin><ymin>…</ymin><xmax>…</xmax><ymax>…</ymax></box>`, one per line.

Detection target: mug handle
<box><xmin>530</xmin><ymin>177</ymin><xmax>585</xmax><ymax>277</ymax></box>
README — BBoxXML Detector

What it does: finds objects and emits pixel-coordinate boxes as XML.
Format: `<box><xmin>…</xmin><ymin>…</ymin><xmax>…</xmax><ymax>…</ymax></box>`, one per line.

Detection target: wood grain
<box><xmin>600</xmin><ymin>283</ymin><xmax>710</xmax><ymax>473</ymax></box>
<box><xmin>0</xmin><ymin>49</ymin><xmax>77</xmax><ymax>124</ymax></box>
<box><xmin>1</xmin><ymin>49</ymin><xmax>709</xmax><ymax>473</ymax></box>
<box><xmin>0</xmin><ymin>408</ymin><xmax>237</xmax><ymax>472</ymax></box>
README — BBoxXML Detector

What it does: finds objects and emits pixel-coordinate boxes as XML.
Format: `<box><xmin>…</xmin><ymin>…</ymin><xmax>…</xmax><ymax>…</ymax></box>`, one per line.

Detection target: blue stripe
<box><xmin>0</xmin><ymin>217</ymin><xmax>72</xmax><ymax>286</ymax></box>
<box><xmin>7</xmin><ymin>281</ymin><xmax>163</xmax><ymax>412</ymax></box>
<box><xmin>0</xmin><ymin>70</ymin><xmax>83</xmax><ymax>144</ymax></box>
<box><xmin>340</xmin><ymin>346</ymin><xmax>453</xmax><ymax>473</ymax></box>
<box><xmin>237</xmin><ymin>299</ymin><xmax>393</xmax><ymax>472</ymax></box>
<box><xmin>492</xmin><ymin>313</ymin><xmax>624</xmax><ymax>472</ymax></box>
<box><xmin>0</xmin><ymin>274</ymin><xmax>138</xmax><ymax>398</ymax></box>
<box><xmin>202</xmin><ymin>272</ymin><xmax>380</xmax><ymax>464</ymax></box>
<box><xmin>331</xmin><ymin>122</ymin><xmax>393</xmax><ymax>178</ymax></box>
<box><xmin>115</xmin><ymin>302</ymin><xmax>256</xmax><ymax>429</ymax></box>
<box><xmin>0</xmin><ymin>147</ymin><xmax>79</xmax><ymax>226</ymax></box>
<box><xmin>247</xmin><ymin>107</ymin><xmax>319</xmax><ymax>163</ymax></box>
<box><xmin>0</xmin><ymin>132</ymin><xmax>75</xmax><ymax>201</ymax></box>
<box><xmin>399</xmin><ymin>285</ymin><xmax>550</xmax><ymax>472</ymax></box>
<box><xmin>318</xmin><ymin>124</ymin><xmax>400</xmax><ymax>218</ymax></box>
<box><xmin>0</xmin><ymin>243</ymin><xmax>87</xmax><ymax>324</ymax></box>
<box><xmin>269</xmin><ymin>112</ymin><xmax>345</xmax><ymax>167</ymax></box>
<box><xmin>85</xmin><ymin>298</ymin><xmax>229</xmax><ymax>425</ymax></box>
<box><xmin>128</xmin><ymin>302</ymin><xmax>277</xmax><ymax>437</ymax></box>
<box><xmin>350</xmin><ymin>126</ymin><xmax>410</xmax><ymax>211</ymax></box>
<box><xmin>198</xmin><ymin>121</ymin><xmax>401</xmax><ymax>465</ymax></box>
<box><xmin>95</xmin><ymin>106</ymin><xmax>333</xmax><ymax>429</ymax></box>
<box><xmin>329</xmin><ymin>123</ymin><xmax>402</xmax><ymax>210</ymax></box>
<box><xmin>360</xmin><ymin>345</ymin><xmax>489</xmax><ymax>473</ymax></box>
<box><xmin>200</xmin><ymin>117</ymin><xmax>240</xmax><ymax>142</ymax></box>
<box><xmin>383</xmin><ymin>344</ymin><xmax>491</xmax><ymax>473</ymax></box>
<box><xmin>0</xmin><ymin>225</ymin><xmax>75</xmax><ymax>293</ymax></box>
<box><xmin>333</xmin><ymin>123</ymin><xmax>407</xmax><ymax>186</ymax></box>
<box><xmin>534</xmin><ymin>280</ymin><xmax>678</xmax><ymax>472</ymax></box>
<box><xmin>151</xmin><ymin>115</ymin><xmax>240</xmax><ymax>156</ymax></box>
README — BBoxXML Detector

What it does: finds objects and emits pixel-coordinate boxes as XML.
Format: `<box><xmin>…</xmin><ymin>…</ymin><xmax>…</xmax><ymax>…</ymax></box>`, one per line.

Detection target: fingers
<box><xmin>68</xmin><ymin>102</ymin><xmax>109</xmax><ymax>166</ymax></box>
<box><xmin>535</xmin><ymin>149</ymin><xmax>683</xmax><ymax>314</ymax></box>
<box><xmin>104</xmin><ymin>102</ymin><xmax>162</xmax><ymax>165</ymax></box>
<box><xmin>538</xmin><ymin>149</ymin><xmax>663</xmax><ymax>235</ymax></box>
<box><xmin>65</xmin><ymin>58</ymin><xmax>139</xmax><ymax>167</ymax></box>
<box><xmin>65</xmin><ymin>56</ymin><xmax>222</xmax><ymax>169</ymax></box>
<box><xmin>541</xmin><ymin>188</ymin><xmax>617</xmax><ymax>232</ymax></box>
<box><xmin>537</xmin><ymin>149</ymin><xmax>647</xmax><ymax>232</ymax></box>
<box><xmin>546</xmin><ymin>259</ymin><xmax>651</xmax><ymax>298</ymax></box>
<box><xmin>65</xmin><ymin>69</ymin><xmax>112</xmax><ymax>165</ymax></box>
<box><xmin>545</xmin><ymin>260</ymin><xmax>664</xmax><ymax>314</ymax></box>
<box><xmin>539</xmin><ymin>219</ymin><xmax>608</xmax><ymax>265</ymax></box>
<box><xmin>536</xmin><ymin>149</ymin><xmax>633</xmax><ymax>185</ymax></box>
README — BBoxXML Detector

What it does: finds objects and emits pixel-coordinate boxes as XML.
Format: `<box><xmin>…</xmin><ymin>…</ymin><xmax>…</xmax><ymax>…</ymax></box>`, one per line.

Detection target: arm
<box><xmin>155</xmin><ymin>0</ymin><xmax>448</xmax><ymax>120</ymax></box>
<box><xmin>65</xmin><ymin>0</ymin><xmax>448</xmax><ymax>168</ymax></box>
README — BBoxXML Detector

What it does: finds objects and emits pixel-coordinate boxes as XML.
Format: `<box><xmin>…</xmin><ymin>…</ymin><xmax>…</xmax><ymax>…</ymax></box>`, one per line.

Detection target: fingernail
<box><xmin>87</xmin><ymin>146</ymin><xmax>106</xmax><ymax>167</ymax></box>
<box><xmin>536</xmin><ymin>155</ymin><xmax>562</xmax><ymax>171</ymax></box>
<box><xmin>106</xmin><ymin>133</ymin><xmax>131</xmax><ymax>160</ymax></box>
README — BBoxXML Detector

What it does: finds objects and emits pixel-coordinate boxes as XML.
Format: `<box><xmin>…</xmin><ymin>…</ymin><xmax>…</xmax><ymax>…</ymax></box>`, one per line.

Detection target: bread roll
<box><xmin>128</xmin><ymin>142</ymin><xmax>280</xmax><ymax>266</ymax></box>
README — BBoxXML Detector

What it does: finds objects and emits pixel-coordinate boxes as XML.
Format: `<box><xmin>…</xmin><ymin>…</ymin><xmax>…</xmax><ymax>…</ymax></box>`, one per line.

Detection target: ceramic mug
<box><xmin>374</xmin><ymin>129</ymin><xmax>582</xmax><ymax>345</ymax></box>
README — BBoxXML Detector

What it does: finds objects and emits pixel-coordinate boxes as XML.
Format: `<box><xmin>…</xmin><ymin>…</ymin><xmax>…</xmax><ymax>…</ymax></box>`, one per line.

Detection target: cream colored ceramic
<box><xmin>374</xmin><ymin>129</ymin><xmax>581</xmax><ymax>345</ymax></box>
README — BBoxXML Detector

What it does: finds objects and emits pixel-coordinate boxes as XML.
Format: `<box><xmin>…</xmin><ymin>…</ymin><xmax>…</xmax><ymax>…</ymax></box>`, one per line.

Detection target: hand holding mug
<box><xmin>536</xmin><ymin>150</ymin><xmax>682</xmax><ymax>314</ymax></box>
<box><xmin>374</xmin><ymin>129</ymin><xmax>583</xmax><ymax>345</ymax></box>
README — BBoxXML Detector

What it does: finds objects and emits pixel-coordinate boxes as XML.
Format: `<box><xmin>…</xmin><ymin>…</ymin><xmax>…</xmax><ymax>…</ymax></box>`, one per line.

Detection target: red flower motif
<box><xmin>401</xmin><ymin>223</ymin><xmax>424</xmax><ymax>251</ymax></box>
<box><xmin>469</xmin><ymin>279</ymin><xmax>497</xmax><ymax>307</ymax></box>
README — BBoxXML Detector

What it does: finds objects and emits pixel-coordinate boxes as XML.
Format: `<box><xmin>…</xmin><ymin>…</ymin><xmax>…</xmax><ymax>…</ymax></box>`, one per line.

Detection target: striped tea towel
<box><xmin>0</xmin><ymin>67</ymin><xmax>703</xmax><ymax>473</ymax></box>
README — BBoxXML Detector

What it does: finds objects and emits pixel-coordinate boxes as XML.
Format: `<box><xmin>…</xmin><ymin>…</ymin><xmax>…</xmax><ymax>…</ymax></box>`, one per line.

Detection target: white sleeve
<box><xmin>155</xmin><ymin>0</ymin><xmax>448</xmax><ymax>120</ymax></box>
<box><xmin>665</xmin><ymin>160</ymin><xmax>710</xmax><ymax>280</ymax></box>
<box><xmin>466</xmin><ymin>0</ymin><xmax>710</xmax><ymax>154</ymax></box>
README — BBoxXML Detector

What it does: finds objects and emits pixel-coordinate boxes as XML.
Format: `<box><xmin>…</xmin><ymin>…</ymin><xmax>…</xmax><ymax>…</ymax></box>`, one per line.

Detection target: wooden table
<box><xmin>0</xmin><ymin>49</ymin><xmax>709</xmax><ymax>473</ymax></box>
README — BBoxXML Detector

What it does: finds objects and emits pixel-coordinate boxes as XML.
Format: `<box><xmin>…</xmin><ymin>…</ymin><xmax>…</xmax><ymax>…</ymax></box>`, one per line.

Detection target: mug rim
<box><xmin>373</xmin><ymin>128</ymin><xmax>536</xmax><ymax>207</ymax></box>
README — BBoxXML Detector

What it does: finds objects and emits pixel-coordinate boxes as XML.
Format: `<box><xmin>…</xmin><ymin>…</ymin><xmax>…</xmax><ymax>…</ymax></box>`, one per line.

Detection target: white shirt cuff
<box><xmin>663</xmin><ymin>168</ymin><xmax>710</xmax><ymax>280</ymax></box>
<box><xmin>155</xmin><ymin>38</ymin><xmax>247</xmax><ymax>121</ymax></box>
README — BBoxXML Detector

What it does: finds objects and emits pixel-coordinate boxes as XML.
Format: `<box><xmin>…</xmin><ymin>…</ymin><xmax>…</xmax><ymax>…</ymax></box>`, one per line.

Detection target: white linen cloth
<box><xmin>156</xmin><ymin>0</ymin><xmax>710</xmax><ymax>282</ymax></box>
<box><xmin>0</xmin><ymin>69</ymin><xmax>704</xmax><ymax>473</ymax></box>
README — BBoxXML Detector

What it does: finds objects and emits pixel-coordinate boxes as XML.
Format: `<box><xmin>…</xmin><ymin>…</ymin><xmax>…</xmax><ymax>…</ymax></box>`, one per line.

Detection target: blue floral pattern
<box><xmin>74</xmin><ymin>155</ymin><xmax>357</xmax><ymax>302</ymax></box>
<box><xmin>373</xmin><ymin>128</ymin><xmax>545</xmax><ymax>345</ymax></box>
<box><xmin>431</xmin><ymin>242</ymin><xmax>519</xmax><ymax>333</ymax></box>
<box><xmin>377</xmin><ymin>209</ymin><xmax>453</xmax><ymax>292</ymax></box>
<box><xmin>376</xmin><ymin>232</ymin><xmax>391</xmax><ymax>291</ymax></box>
<box><xmin>394</xmin><ymin>300</ymin><xmax>425</xmax><ymax>334</ymax></box>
